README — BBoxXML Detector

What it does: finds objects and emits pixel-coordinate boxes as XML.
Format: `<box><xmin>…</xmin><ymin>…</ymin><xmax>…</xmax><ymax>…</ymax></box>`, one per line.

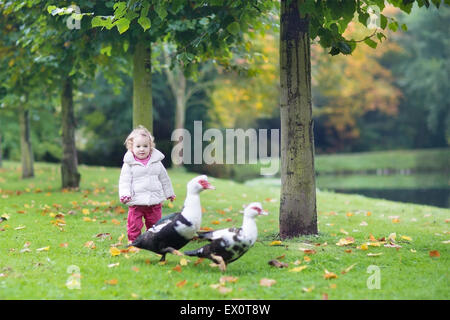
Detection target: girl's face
<box><xmin>132</xmin><ymin>135</ymin><xmax>151</xmax><ymax>159</ymax></box>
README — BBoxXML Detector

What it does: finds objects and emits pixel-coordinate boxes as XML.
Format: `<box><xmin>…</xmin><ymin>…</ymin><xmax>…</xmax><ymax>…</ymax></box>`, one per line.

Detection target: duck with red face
<box><xmin>184</xmin><ymin>202</ymin><xmax>268</xmax><ymax>271</ymax></box>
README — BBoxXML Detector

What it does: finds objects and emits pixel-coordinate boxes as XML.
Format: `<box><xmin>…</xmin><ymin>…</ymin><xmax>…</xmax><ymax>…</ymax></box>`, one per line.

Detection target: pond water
<box><xmin>244</xmin><ymin>172</ymin><xmax>449</xmax><ymax>209</ymax></box>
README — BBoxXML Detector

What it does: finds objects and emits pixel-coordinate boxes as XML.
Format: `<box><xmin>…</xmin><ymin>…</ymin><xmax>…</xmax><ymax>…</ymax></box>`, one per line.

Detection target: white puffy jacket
<box><xmin>118</xmin><ymin>149</ymin><xmax>175</xmax><ymax>206</ymax></box>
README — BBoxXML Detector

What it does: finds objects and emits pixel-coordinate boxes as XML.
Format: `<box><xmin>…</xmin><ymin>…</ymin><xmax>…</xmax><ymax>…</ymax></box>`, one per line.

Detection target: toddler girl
<box><xmin>119</xmin><ymin>125</ymin><xmax>175</xmax><ymax>243</ymax></box>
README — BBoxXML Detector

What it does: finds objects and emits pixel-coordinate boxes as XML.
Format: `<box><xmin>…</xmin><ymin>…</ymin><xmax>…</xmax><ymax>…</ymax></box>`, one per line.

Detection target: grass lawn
<box><xmin>0</xmin><ymin>161</ymin><xmax>449</xmax><ymax>299</ymax></box>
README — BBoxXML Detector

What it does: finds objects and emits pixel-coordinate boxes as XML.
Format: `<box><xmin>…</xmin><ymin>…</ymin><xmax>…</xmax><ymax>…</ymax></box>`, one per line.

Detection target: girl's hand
<box><xmin>167</xmin><ymin>195</ymin><xmax>176</xmax><ymax>202</ymax></box>
<box><xmin>120</xmin><ymin>196</ymin><xmax>131</xmax><ymax>204</ymax></box>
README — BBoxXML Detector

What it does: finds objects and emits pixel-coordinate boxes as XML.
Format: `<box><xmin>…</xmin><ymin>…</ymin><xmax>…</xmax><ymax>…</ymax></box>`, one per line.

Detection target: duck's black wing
<box><xmin>154</xmin><ymin>212</ymin><xmax>180</xmax><ymax>227</ymax></box>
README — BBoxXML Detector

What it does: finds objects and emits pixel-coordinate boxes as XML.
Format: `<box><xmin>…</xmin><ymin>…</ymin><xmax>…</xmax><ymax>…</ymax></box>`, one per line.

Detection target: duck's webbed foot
<box><xmin>210</xmin><ymin>254</ymin><xmax>227</xmax><ymax>272</ymax></box>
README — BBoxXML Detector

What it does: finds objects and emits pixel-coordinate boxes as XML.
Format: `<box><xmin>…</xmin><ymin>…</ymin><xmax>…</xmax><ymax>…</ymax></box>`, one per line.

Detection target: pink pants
<box><xmin>127</xmin><ymin>203</ymin><xmax>162</xmax><ymax>242</ymax></box>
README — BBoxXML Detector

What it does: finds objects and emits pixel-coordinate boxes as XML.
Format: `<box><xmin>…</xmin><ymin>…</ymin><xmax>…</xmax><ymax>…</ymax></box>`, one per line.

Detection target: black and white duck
<box><xmin>184</xmin><ymin>202</ymin><xmax>268</xmax><ymax>271</ymax></box>
<box><xmin>129</xmin><ymin>175</ymin><xmax>215</xmax><ymax>261</ymax></box>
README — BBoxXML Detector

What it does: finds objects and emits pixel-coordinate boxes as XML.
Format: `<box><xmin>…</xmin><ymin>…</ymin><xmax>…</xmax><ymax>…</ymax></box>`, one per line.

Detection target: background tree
<box><xmin>278</xmin><ymin>0</ymin><xmax>446</xmax><ymax>238</ymax></box>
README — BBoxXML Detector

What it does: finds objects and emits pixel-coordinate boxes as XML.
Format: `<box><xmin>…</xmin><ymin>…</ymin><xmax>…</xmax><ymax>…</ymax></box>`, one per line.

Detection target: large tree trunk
<box><xmin>133</xmin><ymin>38</ymin><xmax>152</xmax><ymax>132</ymax></box>
<box><xmin>18</xmin><ymin>107</ymin><xmax>34</xmax><ymax>178</ymax></box>
<box><xmin>61</xmin><ymin>76</ymin><xmax>80</xmax><ymax>189</ymax></box>
<box><xmin>279</xmin><ymin>0</ymin><xmax>317</xmax><ymax>238</ymax></box>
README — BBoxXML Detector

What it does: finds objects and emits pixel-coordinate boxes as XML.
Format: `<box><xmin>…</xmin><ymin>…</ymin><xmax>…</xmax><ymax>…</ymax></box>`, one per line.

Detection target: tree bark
<box><xmin>61</xmin><ymin>76</ymin><xmax>80</xmax><ymax>189</ymax></box>
<box><xmin>133</xmin><ymin>38</ymin><xmax>153</xmax><ymax>132</ymax></box>
<box><xmin>279</xmin><ymin>0</ymin><xmax>317</xmax><ymax>238</ymax></box>
<box><xmin>18</xmin><ymin>107</ymin><xmax>34</xmax><ymax>178</ymax></box>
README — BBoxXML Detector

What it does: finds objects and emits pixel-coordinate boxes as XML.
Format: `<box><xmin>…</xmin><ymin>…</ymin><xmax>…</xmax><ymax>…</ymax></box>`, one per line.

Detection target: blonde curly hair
<box><xmin>124</xmin><ymin>125</ymin><xmax>155</xmax><ymax>151</ymax></box>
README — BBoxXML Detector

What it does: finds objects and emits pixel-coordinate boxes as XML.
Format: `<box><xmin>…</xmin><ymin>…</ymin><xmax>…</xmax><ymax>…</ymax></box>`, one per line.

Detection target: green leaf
<box><xmin>380</xmin><ymin>14</ymin><xmax>388</xmax><ymax>29</ymax></box>
<box><xmin>115</xmin><ymin>18</ymin><xmax>130</xmax><ymax>34</ymax></box>
<box><xmin>138</xmin><ymin>16</ymin><xmax>151</xmax><ymax>31</ymax></box>
<box><xmin>337</xmin><ymin>41</ymin><xmax>352</xmax><ymax>55</ymax></box>
<box><xmin>155</xmin><ymin>4</ymin><xmax>168</xmax><ymax>20</ymax></box>
<box><xmin>329</xmin><ymin>47</ymin><xmax>340</xmax><ymax>56</ymax></box>
<box><xmin>364</xmin><ymin>38</ymin><xmax>378</xmax><ymax>49</ymax></box>
<box><xmin>226</xmin><ymin>22</ymin><xmax>240</xmax><ymax>35</ymax></box>
<box><xmin>388</xmin><ymin>21</ymin><xmax>398</xmax><ymax>32</ymax></box>
<box><xmin>401</xmin><ymin>23</ymin><xmax>408</xmax><ymax>31</ymax></box>
<box><xmin>100</xmin><ymin>45</ymin><xmax>112</xmax><ymax>56</ymax></box>
<box><xmin>47</xmin><ymin>5</ymin><xmax>57</xmax><ymax>14</ymax></box>
<box><xmin>92</xmin><ymin>16</ymin><xmax>105</xmax><ymax>28</ymax></box>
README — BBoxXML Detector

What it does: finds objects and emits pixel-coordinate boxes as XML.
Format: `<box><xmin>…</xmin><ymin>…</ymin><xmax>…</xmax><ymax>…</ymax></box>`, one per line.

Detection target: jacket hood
<box><xmin>123</xmin><ymin>148</ymin><xmax>165</xmax><ymax>165</ymax></box>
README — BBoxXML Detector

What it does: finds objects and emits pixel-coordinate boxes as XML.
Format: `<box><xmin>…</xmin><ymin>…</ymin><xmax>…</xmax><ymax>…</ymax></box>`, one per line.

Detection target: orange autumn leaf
<box><xmin>211</xmin><ymin>220</ymin><xmax>220</xmax><ymax>225</ymax></box>
<box><xmin>259</xmin><ymin>278</ymin><xmax>276</xmax><ymax>287</ymax></box>
<box><xmin>172</xmin><ymin>265</ymin><xmax>182</xmax><ymax>273</ymax></box>
<box><xmin>105</xmin><ymin>279</ymin><xmax>118</xmax><ymax>285</ymax></box>
<box><xmin>176</xmin><ymin>280</ymin><xmax>187</xmax><ymax>288</ymax></box>
<box><xmin>429</xmin><ymin>250</ymin><xmax>440</xmax><ymax>258</ymax></box>
<box><xmin>200</xmin><ymin>227</ymin><xmax>213</xmax><ymax>231</ymax></box>
<box><xmin>323</xmin><ymin>270</ymin><xmax>338</xmax><ymax>280</ymax></box>
<box><xmin>111</xmin><ymin>219</ymin><xmax>121</xmax><ymax>225</ymax></box>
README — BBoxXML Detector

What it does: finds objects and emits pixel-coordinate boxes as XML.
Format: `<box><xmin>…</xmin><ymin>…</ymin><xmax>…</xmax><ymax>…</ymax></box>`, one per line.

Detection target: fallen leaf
<box><xmin>59</xmin><ymin>242</ymin><xmax>69</xmax><ymax>248</ymax></box>
<box><xmin>131</xmin><ymin>266</ymin><xmax>140</xmax><ymax>272</ymax></box>
<box><xmin>367</xmin><ymin>253</ymin><xmax>383</xmax><ymax>257</ymax></box>
<box><xmin>268</xmin><ymin>259</ymin><xmax>289</xmax><ymax>268</ymax></box>
<box><xmin>82</xmin><ymin>209</ymin><xmax>90</xmax><ymax>215</ymax></box>
<box><xmin>384</xmin><ymin>243</ymin><xmax>402</xmax><ymax>249</ymax></box>
<box><xmin>110</xmin><ymin>247</ymin><xmax>121</xmax><ymax>256</ymax></box>
<box><xmin>176</xmin><ymin>280</ymin><xmax>187</xmax><ymax>288</ymax></box>
<box><xmin>429</xmin><ymin>250</ymin><xmax>440</xmax><ymax>258</ymax></box>
<box><xmin>95</xmin><ymin>233</ymin><xmax>111</xmax><ymax>239</ymax></box>
<box><xmin>108</xmin><ymin>263</ymin><xmax>119</xmax><ymax>268</ymax></box>
<box><xmin>36</xmin><ymin>246</ymin><xmax>50</xmax><ymax>252</ymax></box>
<box><xmin>269</xmin><ymin>240</ymin><xmax>282</xmax><ymax>246</ymax></box>
<box><xmin>218</xmin><ymin>286</ymin><xmax>232</xmax><ymax>294</ymax></box>
<box><xmin>303</xmin><ymin>249</ymin><xmax>316</xmax><ymax>255</ymax></box>
<box><xmin>442</xmin><ymin>240</ymin><xmax>450</xmax><ymax>244</ymax></box>
<box><xmin>200</xmin><ymin>227</ymin><xmax>213</xmax><ymax>231</ymax></box>
<box><xmin>340</xmin><ymin>228</ymin><xmax>349</xmax><ymax>235</ymax></box>
<box><xmin>172</xmin><ymin>265</ymin><xmax>182</xmax><ymax>273</ymax></box>
<box><xmin>14</xmin><ymin>225</ymin><xmax>26</xmax><ymax>230</ymax></box>
<box><xmin>302</xmin><ymin>286</ymin><xmax>315</xmax><ymax>293</ymax></box>
<box><xmin>259</xmin><ymin>278</ymin><xmax>276</xmax><ymax>287</ymax></box>
<box><xmin>111</xmin><ymin>219</ymin><xmax>121</xmax><ymax>225</ymax></box>
<box><xmin>341</xmin><ymin>263</ymin><xmax>357</xmax><ymax>274</ymax></box>
<box><xmin>323</xmin><ymin>270</ymin><xmax>338</xmax><ymax>280</ymax></box>
<box><xmin>289</xmin><ymin>266</ymin><xmax>308</xmax><ymax>273</ymax></box>
<box><xmin>83</xmin><ymin>217</ymin><xmax>92</xmax><ymax>222</ymax></box>
<box><xmin>388</xmin><ymin>233</ymin><xmax>397</xmax><ymax>242</ymax></box>
<box><xmin>359</xmin><ymin>243</ymin><xmax>369</xmax><ymax>251</ymax></box>
<box><xmin>392</xmin><ymin>218</ymin><xmax>400</xmax><ymax>223</ymax></box>
<box><xmin>360</xmin><ymin>221</ymin><xmax>368</xmax><ymax>226</ymax></box>
<box><xmin>336</xmin><ymin>237</ymin><xmax>355</xmax><ymax>246</ymax></box>
<box><xmin>303</xmin><ymin>256</ymin><xmax>311</xmax><ymax>262</ymax></box>
<box><xmin>105</xmin><ymin>279</ymin><xmax>118</xmax><ymax>285</ymax></box>
<box><xmin>220</xmin><ymin>276</ymin><xmax>238</xmax><ymax>284</ymax></box>
<box><xmin>84</xmin><ymin>241</ymin><xmax>96</xmax><ymax>249</ymax></box>
<box><xmin>180</xmin><ymin>258</ymin><xmax>188</xmax><ymax>266</ymax></box>
<box><xmin>346</xmin><ymin>212</ymin><xmax>353</xmax><ymax>217</ymax></box>
<box><xmin>401</xmin><ymin>235</ymin><xmax>412</xmax><ymax>241</ymax></box>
